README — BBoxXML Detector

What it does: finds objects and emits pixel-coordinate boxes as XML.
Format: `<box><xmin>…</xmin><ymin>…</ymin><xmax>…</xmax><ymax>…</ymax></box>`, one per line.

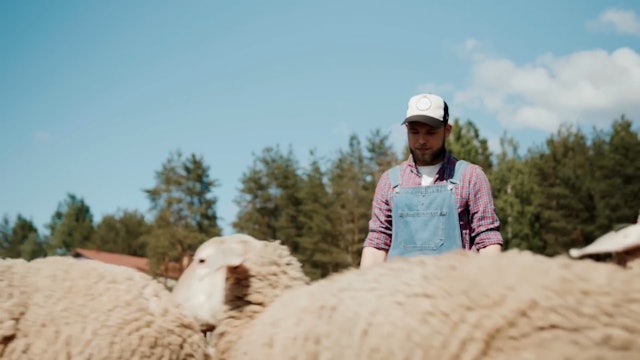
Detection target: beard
<box><xmin>410</xmin><ymin>142</ymin><xmax>446</xmax><ymax>166</ymax></box>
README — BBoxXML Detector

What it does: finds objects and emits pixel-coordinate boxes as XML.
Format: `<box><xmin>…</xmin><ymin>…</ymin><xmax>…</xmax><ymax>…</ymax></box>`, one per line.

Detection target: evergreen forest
<box><xmin>2</xmin><ymin>116</ymin><xmax>639</xmax><ymax>280</ymax></box>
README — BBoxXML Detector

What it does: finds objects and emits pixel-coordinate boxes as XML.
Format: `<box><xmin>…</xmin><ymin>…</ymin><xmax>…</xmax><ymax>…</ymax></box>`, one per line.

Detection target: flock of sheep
<box><xmin>1</xmin><ymin>216</ymin><xmax>640</xmax><ymax>360</ymax></box>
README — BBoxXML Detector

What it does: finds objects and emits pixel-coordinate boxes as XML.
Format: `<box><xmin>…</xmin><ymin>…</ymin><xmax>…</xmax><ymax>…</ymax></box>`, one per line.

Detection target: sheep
<box><xmin>0</xmin><ymin>256</ymin><xmax>213</xmax><ymax>360</ymax></box>
<box><xmin>223</xmin><ymin>248</ymin><xmax>640</xmax><ymax>360</ymax></box>
<box><xmin>569</xmin><ymin>214</ymin><xmax>640</xmax><ymax>269</ymax></box>
<box><xmin>171</xmin><ymin>233</ymin><xmax>310</xmax><ymax>360</ymax></box>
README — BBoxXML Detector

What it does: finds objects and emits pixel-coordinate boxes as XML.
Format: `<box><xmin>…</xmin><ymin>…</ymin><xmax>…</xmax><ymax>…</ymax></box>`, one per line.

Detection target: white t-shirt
<box><xmin>417</xmin><ymin>163</ymin><xmax>442</xmax><ymax>186</ymax></box>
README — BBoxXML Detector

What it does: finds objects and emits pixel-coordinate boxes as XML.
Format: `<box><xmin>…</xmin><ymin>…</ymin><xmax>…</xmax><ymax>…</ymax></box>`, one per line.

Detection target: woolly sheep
<box><xmin>569</xmin><ymin>214</ymin><xmax>640</xmax><ymax>270</ymax></box>
<box><xmin>171</xmin><ymin>233</ymin><xmax>310</xmax><ymax>359</ymax></box>
<box><xmin>0</xmin><ymin>256</ymin><xmax>213</xmax><ymax>360</ymax></box>
<box><xmin>227</xmin><ymin>248</ymin><xmax>640</xmax><ymax>360</ymax></box>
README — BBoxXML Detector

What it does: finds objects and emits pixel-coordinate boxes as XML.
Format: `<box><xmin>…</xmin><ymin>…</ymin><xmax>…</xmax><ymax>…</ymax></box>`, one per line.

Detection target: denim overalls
<box><xmin>387</xmin><ymin>160</ymin><xmax>467</xmax><ymax>259</ymax></box>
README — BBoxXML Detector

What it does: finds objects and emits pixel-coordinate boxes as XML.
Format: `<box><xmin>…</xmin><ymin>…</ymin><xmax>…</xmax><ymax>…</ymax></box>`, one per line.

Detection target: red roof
<box><xmin>71</xmin><ymin>248</ymin><xmax>184</xmax><ymax>279</ymax></box>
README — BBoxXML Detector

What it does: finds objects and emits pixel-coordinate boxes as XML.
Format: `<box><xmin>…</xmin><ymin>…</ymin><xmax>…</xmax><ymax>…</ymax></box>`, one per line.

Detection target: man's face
<box><xmin>406</xmin><ymin>121</ymin><xmax>451</xmax><ymax>166</ymax></box>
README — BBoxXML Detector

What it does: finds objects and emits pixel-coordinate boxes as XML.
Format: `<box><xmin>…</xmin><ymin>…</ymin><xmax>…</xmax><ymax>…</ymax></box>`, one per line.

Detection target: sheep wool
<box><xmin>230</xmin><ymin>249</ymin><xmax>640</xmax><ymax>360</ymax></box>
<box><xmin>622</xmin><ymin>247</ymin><xmax>640</xmax><ymax>270</ymax></box>
<box><xmin>172</xmin><ymin>234</ymin><xmax>310</xmax><ymax>360</ymax></box>
<box><xmin>0</xmin><ymin>256</ymin><xmax>211</xmax><ymax>360</ymax></box>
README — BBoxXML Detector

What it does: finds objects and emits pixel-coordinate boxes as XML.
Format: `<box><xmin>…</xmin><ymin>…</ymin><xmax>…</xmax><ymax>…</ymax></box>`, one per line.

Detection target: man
<box><xmin>360</xmin><ymin>93</ymin><xmax>503</xmax><ymax>269</ymax></box>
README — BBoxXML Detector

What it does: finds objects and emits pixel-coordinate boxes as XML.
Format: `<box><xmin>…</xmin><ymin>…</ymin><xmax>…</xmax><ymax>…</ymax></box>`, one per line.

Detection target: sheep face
<box><xmin>171</xmin><ymin>238</ymin><xmax>244</xmax><ymax>332</ymax></box>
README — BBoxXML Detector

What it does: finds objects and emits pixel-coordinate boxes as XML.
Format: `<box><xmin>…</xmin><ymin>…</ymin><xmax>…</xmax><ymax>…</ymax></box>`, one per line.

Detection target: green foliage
<box><xmin>6</xmin><ymin>113</ymin><xmax>639</xmax><ymax>279</ymax></box>
<box><xmin>46</xmin><ymin>193</ymin><xmax>94</xmax><ymax>256</ymax></box>
<box><xmin>490</xmin><ymin>133</ymin><xmax>544</xmax><ymax>252</ymax></box>
<box><xmin>0</xmin><ymin>214</ymin><xmax>18</xmax><ymax>258</ymax></box>
<box><xmin>232</xmin><ymin>131</ymin><xmax>400</xmax><ymax>279</ymax></box>
<box><xmin>146</xmin><ymin>150</ymin><xmax>219</xmax><ymax>230</ymax></box>
<box><xmin>366</xmin><ymin>128</ymin><xmax>401</xmax><ymax>181</ymax></box>
<box><xmin>143</xmin><ymin>149</ymin><xmax>222</xmax><ymax>276</ymax></box>
<box><xmin>327</xmin><ymin>130</ymin><xmax>399</xmax><ymax>268</ymax></box>
<box><xmin>233</xmin><ymin>144</ymin><xmax>305</xmax><ymax>251</ymax></box>
<box><xmin>91</xmin><ymin>209</ymin><xmax>152</xmax><ymax>256</ymax></box>
<box><xmin>529</xmin><ymin>123</ymin><xmax>598</xmax><ymax>255</ymax></box>
<box><xmin>141</xmin><ymin>209</ymin><xmax>209</xmax><ymax>276</ymax></box>
<box><xmin>327</xmin><ymin>134</ymin><xmax>375</xmax><ymax>268</ymax></box>
<box><xmin>590</xmin><ymin>116</ymin><xmax>640</xmax><ymax>234</ymax></box>
<box><xmin>1</xmin><ymin>214</ymin><xmax>47</xmax><ymax>260</ymax></box>
<box><xmin>13</xmin><ymin>215</ymin><xmax>47</xmax><ymax>260</ymax></box>
<box><xmin>296</xmin><ymin>150</ymin><xmax>347</xmax><ymax>279</ymax></box>
<box><xmin>447</xmin><ymin>118</ymin><xmax>493</xmax><ymax>171</ymax></box>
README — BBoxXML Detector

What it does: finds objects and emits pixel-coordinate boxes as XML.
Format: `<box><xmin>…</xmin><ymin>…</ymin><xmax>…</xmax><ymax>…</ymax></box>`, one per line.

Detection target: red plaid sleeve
<box><xmin>464</xmin><ymin>163</ymin><xmax>503</xmax><ymax>250</ymax></box>
<box><xmin>363</xmin><ymin>169</ymin><xmax>394</xmax><ymax>251</ymax></box>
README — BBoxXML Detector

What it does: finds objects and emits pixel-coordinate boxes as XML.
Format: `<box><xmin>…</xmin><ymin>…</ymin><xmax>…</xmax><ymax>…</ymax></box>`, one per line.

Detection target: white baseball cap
<box><xmin>402</xmin><ymin>93</ymin><xmax>449</xmax><ymax>128</ymax></box>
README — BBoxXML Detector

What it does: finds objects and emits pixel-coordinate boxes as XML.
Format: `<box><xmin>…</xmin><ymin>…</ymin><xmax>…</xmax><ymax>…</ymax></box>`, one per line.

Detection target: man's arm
<box><xmin>360</xmin><ymin>168</ymin><xmax>394</xmax><ymax>269</ymax></box>
<box><xmin>467</xmin><ymin>165</ymin><xmax>504</xmax><ymax>251</ymax></box>
<box><xmin>359</xmin><ymin>246</ymin><xmax>387</xmax><ymax>269</ymax></box>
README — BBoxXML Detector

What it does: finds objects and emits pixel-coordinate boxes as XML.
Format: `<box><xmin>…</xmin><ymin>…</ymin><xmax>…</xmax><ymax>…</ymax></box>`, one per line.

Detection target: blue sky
<box><xmin>1</xmin><ymin>1</ymin><xmax>639</xmax><ymax>236</ymax></box>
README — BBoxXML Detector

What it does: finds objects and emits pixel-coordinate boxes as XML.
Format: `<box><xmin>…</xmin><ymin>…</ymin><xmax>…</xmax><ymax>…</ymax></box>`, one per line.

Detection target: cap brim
<box><xmin>402</xmin><ymin>115</ymin><xmax>444</xmax><ymax>128</ymax></box>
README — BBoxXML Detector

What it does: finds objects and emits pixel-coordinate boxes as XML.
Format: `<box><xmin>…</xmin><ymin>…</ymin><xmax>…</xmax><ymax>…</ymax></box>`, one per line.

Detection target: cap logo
<box><xmin>416</xmin><ymin>96</ymin><xmax>432</xmax><ymax>111</ymax></box>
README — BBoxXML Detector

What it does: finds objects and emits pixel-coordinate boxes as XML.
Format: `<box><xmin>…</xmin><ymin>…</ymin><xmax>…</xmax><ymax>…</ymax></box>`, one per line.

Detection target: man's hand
<box><xmin>478</xmin><ymin>244</ymin><xmax>502</xmax><ymax>254</ymax></box>
<box><xmin>359</xmin><ymin>246</ymin><xmax>387</xmax><ymax>269</ymax></box>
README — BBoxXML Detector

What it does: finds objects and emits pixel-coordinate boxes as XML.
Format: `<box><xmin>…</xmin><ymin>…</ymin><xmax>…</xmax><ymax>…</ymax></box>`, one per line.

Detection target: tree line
<box><xmin>2</xmin><ymin>116</ymin><xmax>639</xmax><ymax>280</ymax></box>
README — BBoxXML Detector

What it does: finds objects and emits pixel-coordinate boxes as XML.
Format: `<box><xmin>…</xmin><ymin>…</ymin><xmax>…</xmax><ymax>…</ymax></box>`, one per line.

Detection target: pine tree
<box><xmin>0</xmin><ymin>215</ymin><xmax>17</xmax><ymax>258</ymax></box>
<box><xmin>529</xmin><ymin>123</ymin><xmax>597</xmax><ymax>255</ymax></box>
<box><xmin>296</xmin><ymin>150</ymin><xmax>348</xmax><ymax>279</ymax></box>
<box><xmin>143</xmin><ymin>150</ymin><xmax>221</xmax><ymax>276</ymax></box>
<box><xmin>590</xmin><ymin>116</ymin><xmax>640</xmax><ymax>236</ymax></box>
<box><xmin>365</xmin><ymin>128</ymin><xmax>400</xmax><ymax>182</ymax></box>
<box><xmin>12</xmin><ymin>214</ymin><xmax>46</xmax><ymax>260</ymax></box>
<box><xmin>328</xmin><ymin>134</ymin><xmax>373</xmax><ymax>267</ymax></box>
<box><xmin>447</xmin><ymin>118</ymin><xmax>493</xmax><ymax>171</ymax></box>
<box><xmin>91</xmin><ymin>209</ymin><xmax>151</xmax><ymax>256</ymax></box>
<box><xmin>46</xmin><ymin>193</ymin><xmax>94</xmax><ymax>255</ymax></box>
<box><xmin>232</xmin><ymin>145</ymin><xmax>304</xmax><ymax>253</ymax></box>
<box><xmin>490</xmin><ymin>133</ymin><xmax>544</xmax><ymax>252</ymax></box>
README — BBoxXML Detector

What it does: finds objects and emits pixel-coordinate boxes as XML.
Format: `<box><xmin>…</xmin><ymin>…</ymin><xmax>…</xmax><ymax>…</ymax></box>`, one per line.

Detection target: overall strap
<box><xmin>389</xmin><ymin>165</ymin><xmax>401</xmax><ymax>190</ymax></box>
<box><xmin>451</xmin><ymin>160</ymin><xmax>468</xmax><ymax>184</ymax></box>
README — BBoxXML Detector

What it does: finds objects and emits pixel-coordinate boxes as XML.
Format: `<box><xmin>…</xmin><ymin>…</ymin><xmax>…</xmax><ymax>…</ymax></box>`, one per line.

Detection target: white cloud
<box><xmin>453</xmin><ymin>41</ymin><xmax>640</xmax><ymax>133</ymax></box>
<box><xmin>588</xmin><ymin>8</ymin><xmax>640</xmax><ymax>36</ymax></box>
<box><xmin>451</xmin><ymin>37</ymin><xmax>493</xmax><ymax>62</ymax></box>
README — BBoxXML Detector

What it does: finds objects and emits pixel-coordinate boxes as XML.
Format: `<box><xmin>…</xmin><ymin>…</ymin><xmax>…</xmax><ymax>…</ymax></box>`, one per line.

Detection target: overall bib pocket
<box><xmin>396</xmin><ymin>209</ymin><xmax>447</xmax><ymax>250</ymax></box>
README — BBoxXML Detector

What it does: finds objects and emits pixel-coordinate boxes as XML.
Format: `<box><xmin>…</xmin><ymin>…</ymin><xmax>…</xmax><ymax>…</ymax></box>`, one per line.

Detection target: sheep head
<box><xmin>171</xmin><ymin>233</ymin><xmax>310</xmax><ymax>333</ymax></box>
<box><xmin>568</xmin><ymin>217</ymin><xmax>640</xmax><ymax>266</ymax></box>
<box><xmin>171</xmin><ymin>235</ymin><xmax>246</xmax><ymax>332</ymax></box>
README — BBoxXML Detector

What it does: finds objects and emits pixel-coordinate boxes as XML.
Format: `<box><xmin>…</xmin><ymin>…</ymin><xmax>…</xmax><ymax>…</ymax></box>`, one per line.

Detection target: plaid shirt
<box><xmin>364</xmin><ymin>151</ymin><xmax>503</xmax><ymax>252</ymax></box>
